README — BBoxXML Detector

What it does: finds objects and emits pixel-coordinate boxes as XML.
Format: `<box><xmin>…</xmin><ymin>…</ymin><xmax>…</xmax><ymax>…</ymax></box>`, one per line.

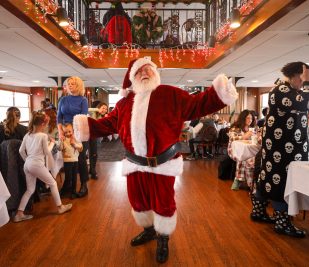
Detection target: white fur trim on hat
<box><xmin>73</xmin><ymin>114</ymin><xmax>90</xmax><ymax>142</ymax></box>
<box><xmin>212</xmin><ymin>74</ymin><xmax>238</xmax><ymax>105</ymax></box>
<box><xmin>129</xmin><ymin>58</ymin><xmax>157</xmax><ymax>83</ymax></box>
<box><xmin>154</xmin><ymin>212</ymin><xmax>177</xmax><ymax>235</ymax></box>
<box><xmin>131</xmin><ymin>210</ymin><xmax>154</xmax><ymax>228</ymax></box>
<box><xmin>121</xmin><ymin>156</ymin><xmax>183</xmax><ymax>176</ymax></box>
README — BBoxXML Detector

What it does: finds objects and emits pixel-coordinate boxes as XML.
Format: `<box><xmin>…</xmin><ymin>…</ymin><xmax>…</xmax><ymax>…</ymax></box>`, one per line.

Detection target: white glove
<box><xmin>212</xmin><ymin>74</ymin><xmax>238</xmax><ymax>105</ymax></box>
<box><xmin>73</xmin><ymin>114</ymin><xmax>90</xmax><ymax>142</ymax></box>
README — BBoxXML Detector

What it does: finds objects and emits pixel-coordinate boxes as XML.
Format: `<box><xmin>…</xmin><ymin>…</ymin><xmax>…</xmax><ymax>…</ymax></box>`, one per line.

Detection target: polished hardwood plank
<box><xmin>0</xmin><ymin>160</ymin><xmax>308</xmax><ymax>267</ymax></box>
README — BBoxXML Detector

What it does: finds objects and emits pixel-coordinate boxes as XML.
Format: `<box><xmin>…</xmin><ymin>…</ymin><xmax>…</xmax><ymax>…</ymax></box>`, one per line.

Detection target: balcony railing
<box><xmin>55</xmin><ymin>0</ymin><xmax>264</xmax><ymax>49</ymax></box>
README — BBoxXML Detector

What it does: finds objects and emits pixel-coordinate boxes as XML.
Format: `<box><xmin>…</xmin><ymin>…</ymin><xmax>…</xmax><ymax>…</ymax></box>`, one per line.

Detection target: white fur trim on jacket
<box><xmin>73</xmin><ymin>114</ymin><xmax>90</xmax><ymax>142</ymax></box>
<box><xmin>122</xmin><ymin>156</ymin><xmax>183</xmax><ymax>176</ymax></box>
<box><xmin>154</xmin><ymin>212</ymin><xmax>177</xmax><ymax>235</ymax></box>
<box><xmin>131</xmin><ymin>209</ymin><xmax>154</xmax><ymax>228</ymax></box>
<box><xmin>130</xmin><ymin>92</ymin><xmax>152</xmax><ymax>156</ymax></box>
<box><xmin>118</xmin><ymin>88</ymin><xmax>132</xmax><ymax>98</ymax></box>
<box><xmin>129</xmin><ymin>58</ymin><xmax>157</xmax><ymax>82</ymax></box>
<box><xmin>212</xmin><ymin>74</ymin><xmax>238</xmax><ymax>105</ymax></box>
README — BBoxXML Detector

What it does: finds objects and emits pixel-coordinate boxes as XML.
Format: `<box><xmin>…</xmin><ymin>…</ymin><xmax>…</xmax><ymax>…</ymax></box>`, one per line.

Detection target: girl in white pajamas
<box><xmin>13</xmin><ymin>111</ymin><xmax>72</xmax><ymax>222</ymax></box>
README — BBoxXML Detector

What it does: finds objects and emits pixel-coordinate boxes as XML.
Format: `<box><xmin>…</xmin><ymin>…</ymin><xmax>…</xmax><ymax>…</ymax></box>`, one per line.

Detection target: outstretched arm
<box><xmin>73</xmin><ymin>107</ymin><xmax>118</xmax><ymax>142</ymax></box>
<box><xmin>178</xmin><ymin>74</ymin><xmax>238</xmax><ymax>121</ymax></box>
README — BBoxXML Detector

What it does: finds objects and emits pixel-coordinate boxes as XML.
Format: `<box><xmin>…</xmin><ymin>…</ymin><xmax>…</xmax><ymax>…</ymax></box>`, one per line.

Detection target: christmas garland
<box><xmin>132</xmin><ymin>9</ymin><xmax>163</xmax><ymax>45</ymax></box>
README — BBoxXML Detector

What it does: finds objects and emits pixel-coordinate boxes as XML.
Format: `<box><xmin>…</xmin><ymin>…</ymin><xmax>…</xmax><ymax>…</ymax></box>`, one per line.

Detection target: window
<box><xmin>0</xmin><ymin>90</ymin><xmax>30</xmax><ymax>123</ymax></box>
<box><xmin>108</xmin><ymin>93</ymin><xmax>122</xmax><ymax>108</ymax></box>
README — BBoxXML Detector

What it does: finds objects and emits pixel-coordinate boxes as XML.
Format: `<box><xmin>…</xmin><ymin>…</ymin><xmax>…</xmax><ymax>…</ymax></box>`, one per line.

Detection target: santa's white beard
<box><xmin>131</xmin><ymin>70</ymin><xmax>161</xmax><ymax>94</ymax></box>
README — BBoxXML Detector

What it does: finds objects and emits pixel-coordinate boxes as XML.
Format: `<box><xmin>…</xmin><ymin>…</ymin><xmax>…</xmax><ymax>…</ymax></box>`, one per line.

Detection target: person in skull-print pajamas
<box><xmin>251</xmin><ymin>62</ymin><xmax>309</xmax><ymax>238</ymax></box>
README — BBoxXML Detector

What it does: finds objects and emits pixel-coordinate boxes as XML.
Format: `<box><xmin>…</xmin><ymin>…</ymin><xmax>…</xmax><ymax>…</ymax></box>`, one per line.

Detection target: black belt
<box><xmin>125</xmin><ymin>143</ymin><xmax>181</xmax><ymax>167</ymax></box>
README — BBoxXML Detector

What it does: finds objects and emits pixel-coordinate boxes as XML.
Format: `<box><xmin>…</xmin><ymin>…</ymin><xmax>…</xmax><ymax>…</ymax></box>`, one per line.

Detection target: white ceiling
<box><xmin>0</xmin><ymin>1</ymin><xmax>309</xmax><ymax>89</ymax></box>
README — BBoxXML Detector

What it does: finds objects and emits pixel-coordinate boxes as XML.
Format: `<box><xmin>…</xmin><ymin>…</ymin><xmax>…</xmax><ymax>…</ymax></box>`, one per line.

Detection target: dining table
<box><xmin>0</xmin><ymin>171</ymin><xmax>11</xmax><ymax>227</ymax></box>
<box><xmin>284</xmin><ymin>161</ymin><xmax>309</xmax><ymax>216</ymax></box>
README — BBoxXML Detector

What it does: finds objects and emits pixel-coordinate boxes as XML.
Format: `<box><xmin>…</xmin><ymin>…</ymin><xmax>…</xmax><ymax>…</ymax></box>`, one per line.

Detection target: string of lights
<box><xmin>23</xmin><ymin>0</ymin><xmax>262</xmax><ymax>67</ymax></box>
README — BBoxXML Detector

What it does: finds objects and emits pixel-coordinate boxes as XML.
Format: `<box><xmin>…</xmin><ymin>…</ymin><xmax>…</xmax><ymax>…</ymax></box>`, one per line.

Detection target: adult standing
<box><xmin>257</xmin><ymin>107</ymin><xmax>269</xmax><ymax>128</ymax></box>
<box><xmin>88</xmin><ymin>102</ymin><xmax>108</xmax><ymax>179</ymax></box>
<box><xmin>73</xmin><ymin>57</ymin><xmax>238</xmax><ymax>263</ymax></box>
<box><xmin>57</xmin><ymin>76</ymin><xmax>89</xmax><ymax>198</ymax></box>
<box><xmin>254</xmin><ymin>62</ymin><xmax>309</xmax><ymax>237</ymax></box>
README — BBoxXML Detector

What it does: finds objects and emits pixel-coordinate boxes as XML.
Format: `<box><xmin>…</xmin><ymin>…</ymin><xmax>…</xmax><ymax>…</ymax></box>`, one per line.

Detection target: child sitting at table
<box><xmin>227</xmin><ymin>109</ymin><xmax>255</xmax><ymax>191</ymax></box>
<box><xmin>58</xmin><ymin>123</ymin><xmax>83</xmax><ymax>199</ymax></box>
<box><xmin>13</xmin><ymin>111</ymin><xmax>72</xmax><ymax>222</ymax></box>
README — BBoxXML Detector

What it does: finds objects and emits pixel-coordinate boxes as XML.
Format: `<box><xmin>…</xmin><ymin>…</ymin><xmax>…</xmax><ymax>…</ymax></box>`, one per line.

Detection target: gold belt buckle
<box><xmin>147</xmin><ymin>157</ymin><xmax>157</xmax><ymax>167</ymax></box>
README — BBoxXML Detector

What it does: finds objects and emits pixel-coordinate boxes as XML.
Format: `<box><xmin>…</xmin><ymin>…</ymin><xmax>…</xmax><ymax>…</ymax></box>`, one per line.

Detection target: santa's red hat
<box><xmin>122</xmin><ymin>57</ymin><xmax>157</xmax><ymax>89</ymax></box>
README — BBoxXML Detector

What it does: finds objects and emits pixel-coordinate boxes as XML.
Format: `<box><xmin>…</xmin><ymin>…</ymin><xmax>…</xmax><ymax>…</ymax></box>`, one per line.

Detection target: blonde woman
<box><xmin>57</xmin><ymin>76</ymin><xmax>89</xmax><ymax>198</ymax></box>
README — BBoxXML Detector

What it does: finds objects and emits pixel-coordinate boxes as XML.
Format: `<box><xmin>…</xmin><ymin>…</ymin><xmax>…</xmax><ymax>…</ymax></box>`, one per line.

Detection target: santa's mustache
<box><xmin>132</xmin><ymin>72</ymin><xmax>160</xmax><ymax>94</ymax></box>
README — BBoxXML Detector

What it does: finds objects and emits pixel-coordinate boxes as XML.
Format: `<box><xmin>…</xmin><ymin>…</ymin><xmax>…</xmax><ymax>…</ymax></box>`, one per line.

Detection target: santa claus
<box><xmin>73</xmin><ymin>57</ymin><xmax>238</xmax><ymax>263</ymax></box>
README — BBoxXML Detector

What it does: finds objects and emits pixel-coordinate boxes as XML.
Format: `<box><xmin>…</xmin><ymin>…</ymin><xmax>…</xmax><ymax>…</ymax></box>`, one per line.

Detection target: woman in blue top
<box><xmin>57</xmin><ymin>76</ymin><xmax>89</xmax><ymax>197</ymax></box>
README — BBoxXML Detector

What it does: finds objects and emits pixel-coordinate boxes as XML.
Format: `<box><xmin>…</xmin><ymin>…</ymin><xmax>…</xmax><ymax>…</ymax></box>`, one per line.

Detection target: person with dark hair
<box><xmin>251</xmin><ymin>62</ymin><xmax>309</xmax><ymax>238</ymax></box>
<box><xmin>250</xmin><ymin>110</ymin><xmax>258</xmax><ymax>128</ymax></box>
<box><xmin>73</xmin><ymin>57</ymin><xmax>238</xmax><ymax>263</ymax></box>
<box><xmin>0</xmin><ymin>107</ymin><xmax>27</xmax><ymax>144</ymax></box>
<box><xmin>44</xmin><ymin>108</ymin><xmax>58</xmax><ymax>140</ymax></box>
<box><xmin>40</xmin><ymin>100</ymin><xmax>48</xmax><ymax>112</ymax></box>
<box><xmin>228</xmin><ymin>109</ymin><xmax>256</xmax><ymax>190</ymax></box>
<box><xmin>257</xmin><ymin>107</ymin><xmax>269</xmax><ymax>128</ymax></box>
<box><xmin>13</xmin><ymin>111</ymin><xmax>72</xmax><ymax>222</ymax></box>
<box><xmin>45</xmin><ymin>98</ymin><xmax>56</xmax><ymax>111</ymax></box>
<box><xmin>88</xmin><ymin>102</ymin><xmax>108</xmax><ymax>179</ymax></box>
<box><xmin>100</xmin><ymin>2</ymin><xmax>132</xmax><ymax>46</ymax></box>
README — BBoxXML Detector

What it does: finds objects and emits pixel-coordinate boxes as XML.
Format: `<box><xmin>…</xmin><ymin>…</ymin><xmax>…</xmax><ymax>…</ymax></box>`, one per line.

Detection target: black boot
<box><xmin>77</xmin><ymin>183</ymin><xmax>88</xmax><ymax>198</ymax></box>
<box><xmin>130</xmin><ymin>226</ymin><xmax>157</xmax><ymax>246</ymax></box>
<box><xmin>274</xmin><ymin>211</ymin><xmax>306</xmax><ymax>238</ymax></box>
<box><xmin>89</xmin><ymin>155</ymin><xmax>98</xmax><ymax>180</ymax></box>
<box><xmin>156</xmin><ymin>234</ymin><xmax>169</xmax><ymax>263</ymax></box>
<box><xmin>250</xmin><ymin>196</ymin><xmax>275</xmax><ymax>224</ymax></box>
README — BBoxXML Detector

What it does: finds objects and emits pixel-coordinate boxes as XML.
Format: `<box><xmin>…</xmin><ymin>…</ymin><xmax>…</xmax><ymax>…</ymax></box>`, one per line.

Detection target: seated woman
<box><xmin>227</xmin><ymin>109</ymin><xmax>255</xmax><ymax>190</ymax></box>
<box><xmin>0</xmin><ymin>107</ymin><xmax>27</xmax><ymax>144</ymax></box>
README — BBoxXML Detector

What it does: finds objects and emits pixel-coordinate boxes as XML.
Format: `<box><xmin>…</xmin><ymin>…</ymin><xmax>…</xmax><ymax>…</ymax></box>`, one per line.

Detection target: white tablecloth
<box><xmin>231</xmin><ymin>140</ymin><xmax>261</xmax><ymax>161</ymax></box>
<box><xmin>284</xmin><ymin>161</ymin><xmax>309</xmax><ymax>216</ymax></box>
<box><xmin>0</xmin><ymin>172</ymin><xmax>11</xmax><ymax>227</ymax></box>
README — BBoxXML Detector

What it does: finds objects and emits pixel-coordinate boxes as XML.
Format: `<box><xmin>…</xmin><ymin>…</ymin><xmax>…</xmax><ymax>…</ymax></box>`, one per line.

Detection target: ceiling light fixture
<box><xmin>230</xmin><ymin>8</ymin><xmax>241</xmax><ymax>29</ymax></box>
<box><xmin>56</xmin><ymin>7</ymin><xmax>69</xmax><ymax>27</ymax></box>
<box><xmin>251</xmin><ymin>80</ymin><xmax>258</xmax><ymax>83</ymax></box>
<box><xmin>80</xmin><ymin>33</ymin><xmax>88</xmax><ymax>47</ymax></box>
<box><xmin>32</xmin><ymin>80</ymin><xmax>40</xmax><ymax>83</ymax></box>
<box><xmin>187</xmin><ymin>80</ymin><xmax>193</xmax><ymax>83</ymax></box>
<box><xmin>0</xmin><ymin>70</ymin><xmax>8</xmax><ymax>73</ymax></box>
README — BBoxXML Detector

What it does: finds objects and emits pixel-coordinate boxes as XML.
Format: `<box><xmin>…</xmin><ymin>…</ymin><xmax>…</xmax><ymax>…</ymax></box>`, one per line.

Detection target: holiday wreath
<box><xmin>132</xmin><ymin>9</ymin><xmax>163</xmax><ymax>46</ymax></box>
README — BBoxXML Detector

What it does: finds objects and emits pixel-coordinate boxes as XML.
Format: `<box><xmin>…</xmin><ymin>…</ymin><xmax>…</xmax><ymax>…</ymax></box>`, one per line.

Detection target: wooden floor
<box><xmin>0</xmin><ymin>159</ymin><xmax>309</xmax><ymax>267</ymax></box>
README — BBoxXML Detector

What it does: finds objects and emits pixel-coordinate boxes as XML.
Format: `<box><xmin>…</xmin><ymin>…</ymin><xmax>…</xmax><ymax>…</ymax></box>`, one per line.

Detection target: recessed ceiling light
<box><xmin>187</xmin><ymin>80</ymin><xmax>193</xmax><ymax>83</ymax></box>
<box><xmin>251</xmin><ymin>80</ymin><xmax>258</xmax><ymax>83</ymax></box>
<box><xmin>100</xmin><ymin>80</ymin><xmax>107</xmax><ymax>83</ymax></box>
<box><xmin>0</xmin><ymin>70</ymin><xmax>7</xmax><ymax>73</ymax></box>
<box><xmin>32</xmin><ymin>80</ymin><xmax>40</xmax><ymax>83</ymax></box>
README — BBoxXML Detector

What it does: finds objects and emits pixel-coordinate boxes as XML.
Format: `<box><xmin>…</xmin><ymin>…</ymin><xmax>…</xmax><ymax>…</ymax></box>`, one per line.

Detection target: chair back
<box><xmin>201</xmin><ymin>125</ymin><xmax>218</xmax><ymax>142</ymax></box>
<box><xmin>0</xmin><ymin>139</ymin><xmax>26</xmax><ymax>211</ymax></box>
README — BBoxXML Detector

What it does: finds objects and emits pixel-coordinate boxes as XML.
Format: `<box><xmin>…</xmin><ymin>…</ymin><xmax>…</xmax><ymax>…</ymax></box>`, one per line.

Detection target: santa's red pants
<box><xmin>127</xmin><ymin>171</ymin><xmax>176</xmax><ymax>217</ymax></box>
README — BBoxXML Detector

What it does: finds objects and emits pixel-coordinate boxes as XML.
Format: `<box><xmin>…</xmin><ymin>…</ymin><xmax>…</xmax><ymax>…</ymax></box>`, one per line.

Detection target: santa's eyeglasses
<box><xmin>134</xmin><ymin>65</ymin><xmax>154</xmax><ymax>77</ymax></box>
